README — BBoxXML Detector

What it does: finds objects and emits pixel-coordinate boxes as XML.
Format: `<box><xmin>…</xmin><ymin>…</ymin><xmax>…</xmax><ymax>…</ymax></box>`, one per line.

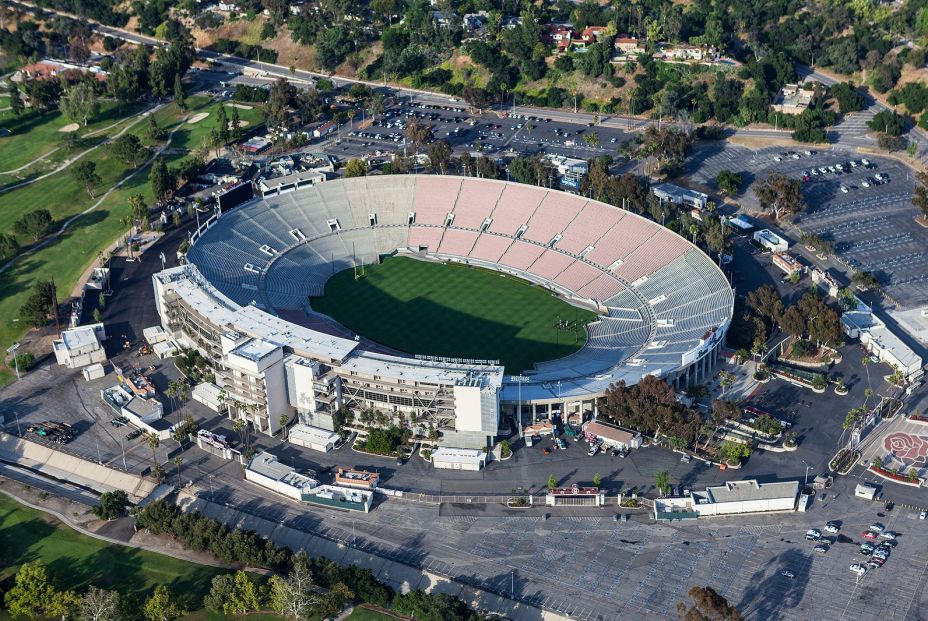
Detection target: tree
<box><xmin>79</xmin><ymin>586</ymin><xmax>121</xmax><ymax>621</ymax></box>
<box><xmin>147</xmin><ymin>432</ymin><xmax>160</xmax><ymax>472</ymax></box>
<box><xmin>268</xmin><ymin>553</ymin><xmax>321</xmax><ymax>621</ymax></box>
<box><xmin>230</xmin><ymin>106</ymin><xmax>242</xmax><ymax>142</ymax></box>
<box><xmin>92</xmin><ymin>490</ymin><xmax>129</xmax><ymax>520</ymax></box>
<box><xmin>147</xmin><ymin>115</ymin><xmax>166</xmax><ymax>141</ymax></box>
<box><xmin>677</xmin><ymin>585</ymin><xmax>744</xmax><ymax>621</ymax></box>
<box><xmin>150</xmin><ymin>158</ymin><xmax>174</xmax><ymax>203</ymax></box>
<box><xmin>144</xmin><ymin>585</ymin><xmax>185</xmax><ymax>621</ymax></box>
<box><xmin>172</xmin><ymin>456</ymin><xmax>184</xmax><ymax>485</ymax></box>
<box><xmin>266</xmin><ymin>78</ymin><xmax>293</xmax><ymax>129</ymax></box>
<box><xmin>753</xmin><ymin>173</ymin><xmax>805</xmax><ymax>220</ymax></box>
<box><xmin>60</xmin><ymin>82</ymin><xmax>99</xmax><ymax>127</ymax></box>
<box><xmin>746</xmin><ymin>285</ymin><xmax>783</xmax><ymax>325</ymax></box>
<box><xmin>130</xmin><ymin>194</ymin><xmax>150</xmax><ymax>232</ymax></box>
<box><xmin>19</xmin><ymin>281</ymin><xmax>55</xmax><ymax>328</ymax></box>
<box><xmin>716</xmin><ymin>170</ymin><xmax>742</xmax><ymax>195</ymax></box>
<box><xmin>109</xmin><ymin>134</ymin><xmax>149</xmax><ymax>168</ymax></box>
<box><xmin>547</xmin><ymin>474</ymin><xmax>556</xmax><ymax>491</ymax></box>
<box><xmin>404</xmin><ymin>117</ymin><xmax>433</xmax><ymax>156</ymax></box>
<box><xmin>9</xmin><ymin>82</ymin><xmax>24</xmax><ymax>116</ymax></box>
<box><xmin>72</xmin><ymin>161</ymin><xmax>102</xmax><ymax>198</ymax></box>
<box><xmin>3</xmin><ymin>561</ymin><xmax>58</xmax><ymax>619</ymax></box>
<box><xmin>654</xmin><ymin>470</ymin><xmax>671</xmax><ymax>495</ymax></box>
<box><xmin>343</xmin><ymin>158</ymin><xmax>368</xmax><ymax>177</ymax></box>
<box><xmin>868</xmin><ymin>110</ymin><xmax>904</xmax><ymax>136</ymax></box>
<box><xmin>173</xmin><ymin>73</ymin><xmax>186</xmax><ymax>111</ymax></box>
<box><xmin>14</xmin><ymin>209</ymin><xmax>54</xmax><ymax>242</ymax></box>
<box><xmin>0</xmin><ymin>233</ymin><xmax>20</xmax><ymax>258</ymax></box>
<box><xmin>592</xmin><ymin>472</ymin><xmax>602</xmax><ymax>487</ymax></box>
<box><xmin>427</xmin><ymin>140</ymin><xmax>452</xmax><ymax>174</ymax></box>
<box><xmin>914</xmin><ymin>170</ymin><xmax>928</xmax><ymax>218</ymax></box>
<box><xmin>228</xmin><ymin>571</ymin><xmax>264</xmax><ymax>614</ymax></box>
<box><xmin>712</xmin><ymin>399</ymin><xmax>741</xmax><ymax>425</ymax></box>
<box><xmin>721</xmin><ymin>440</ymin><xmax>751</xmax><ymax>464</ymax></box>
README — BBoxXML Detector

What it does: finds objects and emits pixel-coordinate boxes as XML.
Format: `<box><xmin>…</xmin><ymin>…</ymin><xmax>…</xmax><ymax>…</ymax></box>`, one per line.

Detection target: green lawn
<box><xmin>0</xmin><ymin>493</ymin><xmax>240</xmax><ymax>620</ymax></box>
<box><xmin>0</xmin><ymin>96</ymin><xmax>265</xmax><ymax>384</ymax></box>
<box><xmin>311</xmin><ymin>256</ymin><xmax>596</xmax><ymax>373</ymax></box>
<box><xmin>0</xmin><ymin>101</ymin><xmax>145</xmax><ymax>172</ymax></box>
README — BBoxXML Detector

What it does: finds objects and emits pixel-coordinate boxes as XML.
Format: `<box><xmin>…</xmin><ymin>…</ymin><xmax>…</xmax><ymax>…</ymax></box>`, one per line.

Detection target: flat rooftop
<box><xmin>340</xmin><ymin>351</ymin><xmax>504</xmax><ymax>390</ymax></box>
<box><xmin>247</xmin><ymin>451</ymin><xmax>318</xmax><ymax>490</ymax></box>
<box><xmin>61</xmin><ymin>326</ymin><xmax>99</xmax><ymax>351</ymax></box>
<box><xmin>232</xmin><ymin>338</ymin><xmax>279</xmax><ymax>362</ymax></box>
<box><xmin>289</xmin><ymin>423</ymin><xmax>339</xmax><ymax>443</ymax></box>
<box><xmin>704</xmin><ymin>479</ymin><xmax>799</xmax><ymax>504</ymax></box>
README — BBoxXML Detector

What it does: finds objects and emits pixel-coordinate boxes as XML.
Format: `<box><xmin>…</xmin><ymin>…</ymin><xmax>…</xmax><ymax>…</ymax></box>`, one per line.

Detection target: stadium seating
<box><xmin>522</xmin><ymin>192</ymin><xmax>585</xmax><ymax>245</ymax></box>
<box><xmin>487</xmin><ymin>184</ymin><xmax>544</xmax><ymax>235</ymax></box>
<box><xmin>451</xmin><ymin>179</ymin><xmax>505</xmax><ymax>229</ymax></box>
<box><xmin>187</xmin><ymin>176</ymin><xmax>734</xmax><ymax>387</ymax></box>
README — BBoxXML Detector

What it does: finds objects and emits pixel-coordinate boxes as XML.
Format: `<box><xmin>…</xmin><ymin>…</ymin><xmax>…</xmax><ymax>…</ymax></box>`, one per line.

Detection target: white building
<box><xmin>288</xmin><ymin>423</ymin><xmax>340</xmax><ymax>452</ymax></box>
<box><xmin>258</xmin><ymin>170</ymin><xmax>327</xmax><ymax>197</ymax></box>
<box><xmin>245</xmin><ymin>451</ymin><xmax>319</xmax><ymax>501</ymax></box>
<box><xmin>53</xmin><ymin>324</ymin><xmax>107</xmax><ymax>369</ymax></box>
<box><xmin>842</xmin><ymin>297</ymin><xmax>923</xmax><ymax>380</ymax></box>
<box><xmin>542</xmin><ymin>154</ymin><xmax>588</xmax><ymax>190</ymax></box>
<box><xmin>651</xmin><ymin>183</ymin><xmax>708</xmax><ymax>210</ymax></box>
<box><xmin>430</xmin><ymin>447</ymin><xmax>486</xmax><ymax>471</ymax></box>
<box><xmin>657</xmin><ymin>479</ymin><xmax>799</xmax><ymax>519</ymax></box>
<box><xmin>583</xmin><ymin>421</ymin><xmax>642</xmax><ymax>450</ymax></box>
<box><xmin>753</xmin><ymin>229</ymin><xmax>789</xmax><ymax>253</ymax></box>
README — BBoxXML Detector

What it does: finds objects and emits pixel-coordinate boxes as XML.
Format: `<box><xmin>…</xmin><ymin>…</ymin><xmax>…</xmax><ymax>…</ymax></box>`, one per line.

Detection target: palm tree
<box><xmin>233</xmin><ymin>418</ymin><xmax>247</xmax><ymax>454</ymax></box>
<box><xmin>172</xmin><ymin>455</ymin><xmax>183</xmax><ymax>485</ymax></box>
<box><xmin>146</xmin><ymin>433</ymin><xmax>160</xmax><ymax>473</ymax></box>
<box><xmin>279</xmin><ymin>414</ymin><xmax>290</xmax><ymax>442</ymax></box>
<box><xmin>120</xmin><ymin>215</ymin><xmax>135</xmax><ymax>260</ymax></box>
<box><xmin>655</xmin><ymin>470</ymin><xmax>671</xmax><ymax>496</ymax></box>
<box><xmin>862</xmin><ymin>355</ymin><xmax>872</xmax><ymax>390</ymax></box>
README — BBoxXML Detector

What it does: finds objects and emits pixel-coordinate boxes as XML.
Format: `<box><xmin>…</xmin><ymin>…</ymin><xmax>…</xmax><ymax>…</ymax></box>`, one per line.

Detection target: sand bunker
<box><xmin>236</xmin><ymin>120</ymin><xmax>250</xmax><ymax>128</ymax></box>
<box><xmin>228</xmin><ymin>103</ymin><xmax>253</xmax><ymax>110</ymax></box>
<box><xmin>187</xmin><ymin>112</ymin><xmax>210</xmax><ymax>124</ymax></box>
<box><xmin>58</xmin><ymin>123</ymin><xmax>80</xmax><ymax>133</ymax></box>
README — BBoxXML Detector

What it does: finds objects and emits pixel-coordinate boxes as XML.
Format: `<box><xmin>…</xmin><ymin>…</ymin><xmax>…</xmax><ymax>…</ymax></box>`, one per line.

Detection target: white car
<box><xmin>880</xmin><ymin>531</ymin><xmax>896</xmax><ymax>540</ymax></box>
<box><xmin>825</xmin><ymin>522</ymin><xmax>840</xmax><ymax>533</ymax></box>
<box><xmin>587</xmin><ymin>445</ymin><xmax>600</xmax><ymax>457</ymax></box>
<box><xmin>840</xmin><ymin>186</ymin><xmax>849</xmax><ymax>193</ymax></box>
<box><xmin>849</xmin><ymin>160</ymin><xmax>858</xmax><ymax>167</ymax></box>
<box><xmin>920</xmin><ymin>511</ymin><xmax>926</xmax><ymax>520</ymax></box>
<box><xmin>850</xmin><ymin>564</ymin><xmax>867</xmax><ymax>575</ymax></box>
<box><xmin>861</xmin><ymin>158</ymin><xmax>871</xmax><ymax>166</ymax></box>
<box><xmin>774</xmin><ymin>156</ymin><xmax>782</xmax><ymax>162</ymax></box>
<box><xmin>870</xmin><ymin>523</ymin><xmax>885</xmax><ymax>533</ymax></box>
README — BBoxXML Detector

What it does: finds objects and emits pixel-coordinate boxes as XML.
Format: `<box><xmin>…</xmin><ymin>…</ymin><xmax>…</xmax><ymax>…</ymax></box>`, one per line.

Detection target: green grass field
<box><xmin>0</xmin><ymin>96</ymin><xmax>264</xmax><ymax>385</ymax></box>
<box><xmin>311</xmin><ymin>256</ymin><xmax>596</xmax><ymax>373</ymax></box>
<box><xmin>0</xmin><ymin>493</ymin><xmax>248</xmax><ymax>620</ymax></box>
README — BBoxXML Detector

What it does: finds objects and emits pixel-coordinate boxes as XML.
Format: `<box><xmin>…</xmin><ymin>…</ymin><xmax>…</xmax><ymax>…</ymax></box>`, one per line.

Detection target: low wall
<box><xmin>0</xmin><ymin>433</ymin><xmax>156</xmax><ymax>501</ymax></box>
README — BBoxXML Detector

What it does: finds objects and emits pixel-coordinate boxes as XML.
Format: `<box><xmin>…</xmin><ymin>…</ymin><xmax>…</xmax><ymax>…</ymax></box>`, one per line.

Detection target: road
<box><xmin>14</xmin><ymin>0</ymin><xmax>922</xmax><ymax>158</ymax></box>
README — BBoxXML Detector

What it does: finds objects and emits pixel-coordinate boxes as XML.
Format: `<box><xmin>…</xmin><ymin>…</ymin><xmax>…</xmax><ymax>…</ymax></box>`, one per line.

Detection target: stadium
<box><xmin>153</xmin><ymin>175</ymin><xmax>734</xmax><ymax>450</ymax></box>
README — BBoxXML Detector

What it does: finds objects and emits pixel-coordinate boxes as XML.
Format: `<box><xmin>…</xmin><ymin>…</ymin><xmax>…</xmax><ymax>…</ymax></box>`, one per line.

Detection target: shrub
<box><xmin>11</xmin><ymin>352</ymin><xmax>34</xmax><ymax>372</ymax></box>
<box><xmin>499</xmin><ymin>440</ymin><xmax>511</xmax><ymax>458</ymax></box>
<box><xmin>92</xmin><ymin>490</ymin><xmax>129</xmax><ymax>520</ymax></box>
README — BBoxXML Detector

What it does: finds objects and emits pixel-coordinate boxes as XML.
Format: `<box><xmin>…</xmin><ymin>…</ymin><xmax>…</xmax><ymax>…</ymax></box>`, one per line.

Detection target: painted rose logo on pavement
<box><xmin>883</xmin><ymin>432</ymin><xmax>928</xmax><ymax>465</ymax></box>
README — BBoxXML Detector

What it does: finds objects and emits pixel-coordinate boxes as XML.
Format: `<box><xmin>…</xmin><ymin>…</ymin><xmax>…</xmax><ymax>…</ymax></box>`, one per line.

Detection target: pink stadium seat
<box><xmin>530</xmin><ymin>249</ymin><xmax>576</xmax><ymax>280</ymax></box>
<box><xmin>587</xmin><ymin>215</ymin><xmax>659</xmax><ymax>267</ymax></box>
<box><xmin>557</xmin><ymin>202</ymin><xmax>627</xmax><ymax>254</ymax></box>
<box><xmin>613</xmin><ymin>233</ymin><xmax>691</xmax><ymax>282</ymax></box>
<box><xmin>499</xmin><ymin>240</ymin><xmax>546</xmax><ymax>271</ymax></box>
<box><xmin>451</xmin><ymin>179</ymin><xmax>505</xmax><ymax>229</ymax></box>
<box><xmin>438</xmin><ymin>228</ymin><xmax>480</xmax><ymax>256</ymax></box>
<box><xmin>555</xmin><ymin>260</ymin><xmax>602</xmax><ymax>293</ymax></box>
<box><xmin>488</xmin><ymin>184</ymin><xmax>545</xmax><ymax>236</ymax></box>
<box><xmin>412</xmin><ymin>177</ymin><xmax>462</xmax><ymax>225</ymax></box>
<box><xmin>522</xmin><ymin>193</ymin><xmax>586</xmax><ymax>245</ymax></box>
<box><xmin>577</xmin><ymin>272</ymin><xmax>626</xmax><ymax>302</ymax></box>
<box><xmin>469</xmin><ymin>233</ymin><xmax>514</xmax><ymax>263</ymax></box>
<box><xmin>407</xmin><ymin>226</ymin><xmax>445</xmax><ymax>251</ymax></box>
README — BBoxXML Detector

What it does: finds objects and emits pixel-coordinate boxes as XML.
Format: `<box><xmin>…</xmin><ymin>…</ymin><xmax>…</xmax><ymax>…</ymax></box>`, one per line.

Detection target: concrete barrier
<box><xmin>0</xmin><ymin>432</ymin><xmax>156</xmax><ymax>500</ymax></box>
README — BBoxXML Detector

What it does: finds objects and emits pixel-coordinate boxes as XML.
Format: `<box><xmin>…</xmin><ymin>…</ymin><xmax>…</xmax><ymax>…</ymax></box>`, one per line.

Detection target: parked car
<box><xmin>588</xmin><ymin>445</ymin><xmax>600</xmax><ymax>457</ymax></box>
<box><xmin>870</xmin><ymin>523</ymin><xmax>885</xmax><ymax>533</ymax></box>
<box><xmin>825</xmin><ymin>522</ymin><xmax>840</xmax><ymax>533</ymax></box>
<box><xmin>850</xmin><ymin>564</ymin><xmax>867</xmax><ymax>575</ymax></box>
<box><xmin>781</xmin><ymin>570</ymin><xmax>796</xmax><ymax>579</ymax></box>
<box><xmin>919</xmin><ymin>511</ymin><xmax>926</xmax><ymax>520</ymax></box>
<box><xmin>813</xmin><ymin>544</ymin><xmax>829</xmax><ymax>554</ymax></box>
<box><xmin>879</xmin><ymin>531</ymin><xmax>896</xmax><ymax>540</ymax></box>
<box><xmin>862</xmin><ymin>531</ymin><xmax>879</xmax><ymax>540</ymax></box>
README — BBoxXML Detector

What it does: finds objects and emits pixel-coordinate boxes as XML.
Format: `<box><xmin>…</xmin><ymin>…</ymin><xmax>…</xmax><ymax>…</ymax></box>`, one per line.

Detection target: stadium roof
<box><xmin>340</xmin><ymin>351</ymin><xmax>504</xmax><ymax>389</ymax></box>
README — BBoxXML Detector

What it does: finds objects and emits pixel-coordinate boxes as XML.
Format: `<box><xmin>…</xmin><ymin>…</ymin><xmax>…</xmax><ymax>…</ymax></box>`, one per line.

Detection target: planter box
<box><xmin>868</xmin><ymin>465</ymin><xmax>922</xmax><ymax>487</ymax></box>
<box><xmin>909</xmin><ymin>415</ymin><xmax>928</xmax><ymax>426</ymax></box>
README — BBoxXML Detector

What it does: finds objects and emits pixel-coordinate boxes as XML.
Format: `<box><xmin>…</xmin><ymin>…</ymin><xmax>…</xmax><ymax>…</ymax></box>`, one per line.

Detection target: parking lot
<box><xmin>686</xmin><ymin>143</ymin><xmax>926</xmax><ymax>308</ymax></box>
<box><xmin>335</xmin><ymin>98</ymin><xmax>636</xmax><ymax>165</ymax></box>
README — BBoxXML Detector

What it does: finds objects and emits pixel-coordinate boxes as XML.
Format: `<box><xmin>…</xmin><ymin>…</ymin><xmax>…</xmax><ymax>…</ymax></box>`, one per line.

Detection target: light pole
<box><xmin>6</xmin><ymin>343</ymin><xmax>20</xmax><ymax>380</ymax></box>
<box><xmin>801</xmin><ymin>459</ymin><xmax>813</xmax><ymax>486</ymax></box>
<box><xmin>208</xmin><ymin>474</ymin><xmax>214</xmax><ymax>501</ymax></box>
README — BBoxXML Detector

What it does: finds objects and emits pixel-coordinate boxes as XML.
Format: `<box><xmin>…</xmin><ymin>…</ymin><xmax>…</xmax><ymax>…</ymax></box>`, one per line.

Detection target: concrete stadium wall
<box><xmin>0</xmin><ymin>432</ymin><xmax>156</xmax><ymax>500</ymax></box>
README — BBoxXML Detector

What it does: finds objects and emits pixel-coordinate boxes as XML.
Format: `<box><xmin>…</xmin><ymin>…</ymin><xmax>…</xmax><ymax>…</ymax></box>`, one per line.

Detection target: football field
<box><xmin>311</xmin><ymin>256</ymin><xmax>596</xmax><ymax>373</ymax></box>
